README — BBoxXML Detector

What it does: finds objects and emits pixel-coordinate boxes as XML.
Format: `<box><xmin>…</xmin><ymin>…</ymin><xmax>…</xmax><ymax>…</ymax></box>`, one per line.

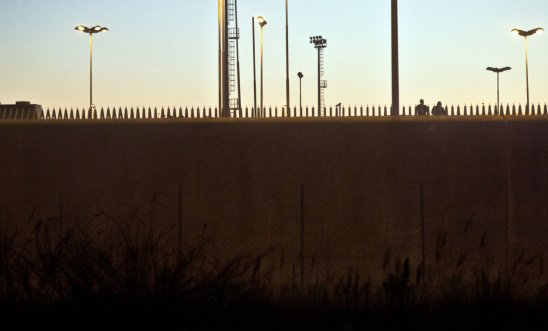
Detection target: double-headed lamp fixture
<box><xmin>75</xmin><ymin>25</ymin><xmax>109</xmax><ymax>34</ymax></box>
<box><xmin>511</xmin><ymin>27</ymin><xmax>544</xmax><ymax>37</ymax></box>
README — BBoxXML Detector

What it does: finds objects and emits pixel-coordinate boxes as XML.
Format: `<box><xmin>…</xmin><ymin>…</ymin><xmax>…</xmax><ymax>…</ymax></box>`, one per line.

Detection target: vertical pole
<box><xmin>260</xmin><ymin>27</ymin><xmax>264</xmax><ymax>116</ymax></box>
<box><xmin>300</xmin><ymin>78</ymin><xmax>303</xmax><ymax>116</ymax></box>
<box><xmin>235</xmin><ymin>0</ymin><xmax>242</xmax><ymax>114</ymax></box>
<box><xmin>300</xmin><ymin>184</ymin><xmax>305</xmax><ymax>290</ymax></box>
<box><xmin>178</xmin><ymin>183</ymin><xmax>183</xmax><ymax>259</ymax></box>
<box><xmin>89</xmin><ymin>33</ymin><xmax>93</xmax><ymax>113</ymax></box>
<box><xmin>391</xmin><ymin>0</ymin><xmax>400</xmax><ymax>116</ymax></box>
<box><xmin>420</xmin><ymin>183</ymin><xmax>425</xmax><ymax>285</ymax></box>
<box><xmin>317</xmin><ymin>48</ymin><xmax>321</xmax><ymax>115</ymax></box>
<box><xmin>497</xmin><ymin>72</ymin><xmax>500</xmax><ymax>114</ymax></box>
<box><xmin>59</xmin><ymin>193</ymin><xmax>64</xmax><ymax>251</ymax></box>
<box><xmin>218</xmin><ymin>0</ymin><xmax>223</xmax><ymax>115</ymax></box>
<box><xmin>223</xmin><ymin>0</ymin><xmax>229</xmax><ymax>117</ymax></box>
<box><xmin>525</xmin><ymin>37</ymin><xmax>530</xmax><ymax>113</ymax></box>
<box><xmin>503</xmin><ymin>121</ymin><xmax>510</xmax><ymax>277</ymax></box>
<box><xmin>285</xmin><ymin>0</ymin><xmax>290</xmax><ymax>115</ymax></box>
<box><xmin>252</xmin><ymin>17</ymin><xmax>257</xmax><ymax>117</ymax></box>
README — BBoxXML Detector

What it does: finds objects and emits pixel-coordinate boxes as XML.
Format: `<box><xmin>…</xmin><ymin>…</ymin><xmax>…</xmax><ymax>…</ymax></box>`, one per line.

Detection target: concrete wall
<box><xmin>1</xmin><ymin>117</ymin><xmax>547</xmax><ymax>283</ymax></box>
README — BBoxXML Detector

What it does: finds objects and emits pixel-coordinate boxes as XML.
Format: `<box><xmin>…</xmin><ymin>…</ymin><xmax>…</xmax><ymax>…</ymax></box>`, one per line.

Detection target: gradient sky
<box><xmin>0</xmin><ymin>0</ymin><xmax>547</xmax><ymax>109</ymax></box>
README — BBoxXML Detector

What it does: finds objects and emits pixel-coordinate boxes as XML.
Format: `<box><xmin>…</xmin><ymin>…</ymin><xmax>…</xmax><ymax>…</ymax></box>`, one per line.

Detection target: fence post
<box><xmin>544</xmin><ymin>104</ymin><xmax>548</xmax><ymax>116</ymax></box>
<box><xmin>300</xmin><ymin>184</ymin><xmax>305</xmax><ymax>290</ymax></box>
<box><xmin>518</xmin><ymin>104</ymin><xmax>523</xmax><ymax>116</ymax></box>
<box><xmin>178</xmin><ymin>183</ymin><xmax>183</xmax><ymax>259</ymax></box>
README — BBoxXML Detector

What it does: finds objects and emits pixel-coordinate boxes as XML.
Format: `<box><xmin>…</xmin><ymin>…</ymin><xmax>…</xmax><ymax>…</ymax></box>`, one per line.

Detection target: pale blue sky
<box><xmin>0</xmin><ymin>0</ymin><xmax>547</xmax><ymax>109</ymax></box>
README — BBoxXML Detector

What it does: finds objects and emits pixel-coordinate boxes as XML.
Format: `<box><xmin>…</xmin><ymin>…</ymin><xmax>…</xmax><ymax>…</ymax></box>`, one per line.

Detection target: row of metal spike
<box><xmin>2</xmin><ymin>103</ymin><xmax>548</xmax><ymax>121</ymax></box>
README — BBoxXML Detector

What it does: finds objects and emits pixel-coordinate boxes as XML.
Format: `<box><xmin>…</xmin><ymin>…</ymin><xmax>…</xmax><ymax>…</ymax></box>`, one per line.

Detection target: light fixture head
<box><xmin>256</xmin><ymin>16</ymin><xmax>267</xmax><ymax>27</ymax></box>
<box><xmin>512</xmin><ymin>27</ymin><xmax>544</xmax><ymax>37</ymax></box>
<box><xmin>487</xmin><ymin>66</ymin><xmax>512</xmax><ymax>73</ymax></box>
<box><xmin>297</xmin><ymin>72</ymin><xmax>303</xmax><ymax>79</ymax></box>
<box><xmin>75</xmin><ymin>25</ymin><xmax>90</xmax><ymax>33</ymax></box>
<box><xmin>310</xmin><ymin>35</ymin><xmax>327</xmax><ymax>48</ymax></box>
<box><xmin>75</xmin><ymin>25</ymin><xmax>108</xmax><ymax>34</ymax></box>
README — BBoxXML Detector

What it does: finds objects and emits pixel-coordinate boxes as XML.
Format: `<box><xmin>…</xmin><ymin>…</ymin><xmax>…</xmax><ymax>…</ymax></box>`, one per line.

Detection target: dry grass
<box><xmin>0</xmin><ymin>208</ymin><xmax>547</xmax><ymax>330</ymax></box>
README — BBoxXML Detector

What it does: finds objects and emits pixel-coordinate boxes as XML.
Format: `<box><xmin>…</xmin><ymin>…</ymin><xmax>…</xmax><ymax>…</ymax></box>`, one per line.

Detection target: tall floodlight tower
<box><xmin>310</xmin><ymin>36</ymin><xmax>327</xmax><ymax>115</ymax></box>
<box><xmin>218</xmin><ymin>0</ymin><xmax>241</xmax><ymax>117</ymax></box>
<box><xmin>228</xmin><ymin>0</ymin><xmax>242</xmax><ymax>114</ymax></box>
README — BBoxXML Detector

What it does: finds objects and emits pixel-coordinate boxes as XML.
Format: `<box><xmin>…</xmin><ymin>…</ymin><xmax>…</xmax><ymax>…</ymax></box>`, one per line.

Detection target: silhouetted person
<box><xmin>431</xmin><ymin>101</ymin><xmax>447</xmax><ymax>116</ymax></box>
<box><xmin>415</xmin><ymin>99</ymin><xmax>429</xmax><ymax>116</ymax></box>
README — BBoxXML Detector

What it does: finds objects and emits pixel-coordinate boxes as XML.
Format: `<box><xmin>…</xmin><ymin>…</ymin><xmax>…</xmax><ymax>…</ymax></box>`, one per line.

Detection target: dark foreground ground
<box><xmin>1</xmin><ymin>296</ymin><xmax>548</xmax><ymax>330</ymax></box>
<box><xmin>1</xmin><ymin>232</ymin><xmax>547</xmax><ymax>331</ymax></box>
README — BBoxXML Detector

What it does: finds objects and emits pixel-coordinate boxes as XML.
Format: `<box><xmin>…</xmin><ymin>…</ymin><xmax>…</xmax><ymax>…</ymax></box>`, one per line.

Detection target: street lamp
<box><xmin>256</xmin><ymin>16</ymin><xmax>267</xmax><ymax>117</ymax></box>
<box><xmin>297</xmin><ymin>72</ymin><xmax>303</xmax><ymax>116</ymax></box>
<box><xmin>75</xmin><ymin>25</ymin><xmax>109</xmax><ymax>114</ymax></box>
<box><xmin>285</xmin><ymin>0</ymin><xmax>290</xmax><ymax>116</ymax></box>
<box><xmin>486</xmin><ymin>67</ymin><xmax>511</xmax><ymax>114</ymax></box>
<box><xmin>310</xmin><ymin>36</ymin><xmax>327</xmax><ymax>115</ymax></box>
<box><xmin>511</xmin><ymin>27</ymin><xmax>544</xmax><ymax>112</ymax></box>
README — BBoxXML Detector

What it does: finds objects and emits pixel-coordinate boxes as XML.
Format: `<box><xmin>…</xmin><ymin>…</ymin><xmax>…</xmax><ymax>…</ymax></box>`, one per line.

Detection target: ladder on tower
<box><xmin>319</xmin><ymin>48</ymin><xmax>327</xmax><ymax>114</ymax></box>
<box><xmin>227</xmin><ymin>0</ymin><xmax>240</xmax><ymax>113</ymax></box>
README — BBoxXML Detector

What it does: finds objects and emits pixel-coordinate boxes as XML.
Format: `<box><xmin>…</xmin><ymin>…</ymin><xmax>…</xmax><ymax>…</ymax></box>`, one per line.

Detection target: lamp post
<box><xmin>257</xmin><ymin>16</ymin><xmax>267</xmax><ymax>117</ymax></box>
<box><xmin>391</xmin><ymin>0</ymin><xmax>400</xmax><ymax>116</ymax></box>
<box><xmin>511</xmin><ymin>27</ymin><xmax>544</xmax><ymax>112</ymax></box>
<box><xmin>297</xmin><ymin>72</ymin><xmax>303</xmax><ymax>116</ymax></box>
<box><xmin>310</xmin><ymin>36</ymin><xmax>327</xmax><ymax>115</ymax></box>
<box><xmin>285</xmin><ymin>0</ymin><xmax>290</xmax><ymax>116</ymax></box>
<box><xmin>252</xmin><ymin>17</ymin><xmax>257</xmax><ymax>117</ymax></box>
<box><xmin>486</xmin><ymin>67</ymin><xmax>512</xmax><ymax>114</ymax></box>
<box><xmin>75</xmin><ymin>25</ymin><xmax>108</xmax><ymax>114</ymax></box>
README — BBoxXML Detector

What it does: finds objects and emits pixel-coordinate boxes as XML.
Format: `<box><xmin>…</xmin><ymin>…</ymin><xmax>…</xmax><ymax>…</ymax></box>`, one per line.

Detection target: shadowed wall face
<box><xmin>0</xmin><ymin>119</ymin><xmax>546</xmax><ymax>283</ymax></box>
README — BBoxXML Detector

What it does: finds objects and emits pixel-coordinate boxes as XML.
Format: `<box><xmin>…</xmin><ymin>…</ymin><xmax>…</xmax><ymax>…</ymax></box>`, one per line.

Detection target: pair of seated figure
<box><xmin>416</xmin><ymin>100</ymin><xmax>446</xmax><ymax>116</ymax></box>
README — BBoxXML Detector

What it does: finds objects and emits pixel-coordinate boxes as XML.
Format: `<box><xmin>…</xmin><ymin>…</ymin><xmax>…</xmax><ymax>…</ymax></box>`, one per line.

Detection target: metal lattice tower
<box><xmin>218</xmin><ymin>0</ymin><xmax>241</xmax><ymax>117</ymax></box>
<box><xmin>227</xmin><ymin>0</ymin><xmax>241</xmax><ymax>114</ymax></box>
<box><xmin>319</xmin><ymin>48</ymin><xmax>327</xmax><ymax>112</ymax></box>
<box><xmin>310</xmin><ymin>36</ymin><xmax>327</xmax><ymax>115</ymax></box>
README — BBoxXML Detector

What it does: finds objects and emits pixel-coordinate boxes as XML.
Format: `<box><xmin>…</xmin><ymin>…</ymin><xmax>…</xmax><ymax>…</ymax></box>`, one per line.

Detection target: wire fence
<box><xmin>2</xmin><ymin>103</ymin><xmax>548</xmax><ymax>121</ymax></box>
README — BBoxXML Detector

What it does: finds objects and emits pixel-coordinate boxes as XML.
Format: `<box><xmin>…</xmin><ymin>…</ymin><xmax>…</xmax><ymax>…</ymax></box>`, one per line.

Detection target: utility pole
<box><xmin>285</xmin><ymin>0</ymin><xmax>290</xmax><ymax>115</ymax></box>
<box><xmin>218</xmin><ymin>0</ymin><xmax>230</xmax><ymax>117</ymax></box>
<box><xmin>252</xmin><ymin>17</ymin><xmax>257</xmax><ymax>116</ymax></box>
<box><xmin>391</xmin><ymin>0</ymin><xmax>400</xmax><ymax>116</ymax></box>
